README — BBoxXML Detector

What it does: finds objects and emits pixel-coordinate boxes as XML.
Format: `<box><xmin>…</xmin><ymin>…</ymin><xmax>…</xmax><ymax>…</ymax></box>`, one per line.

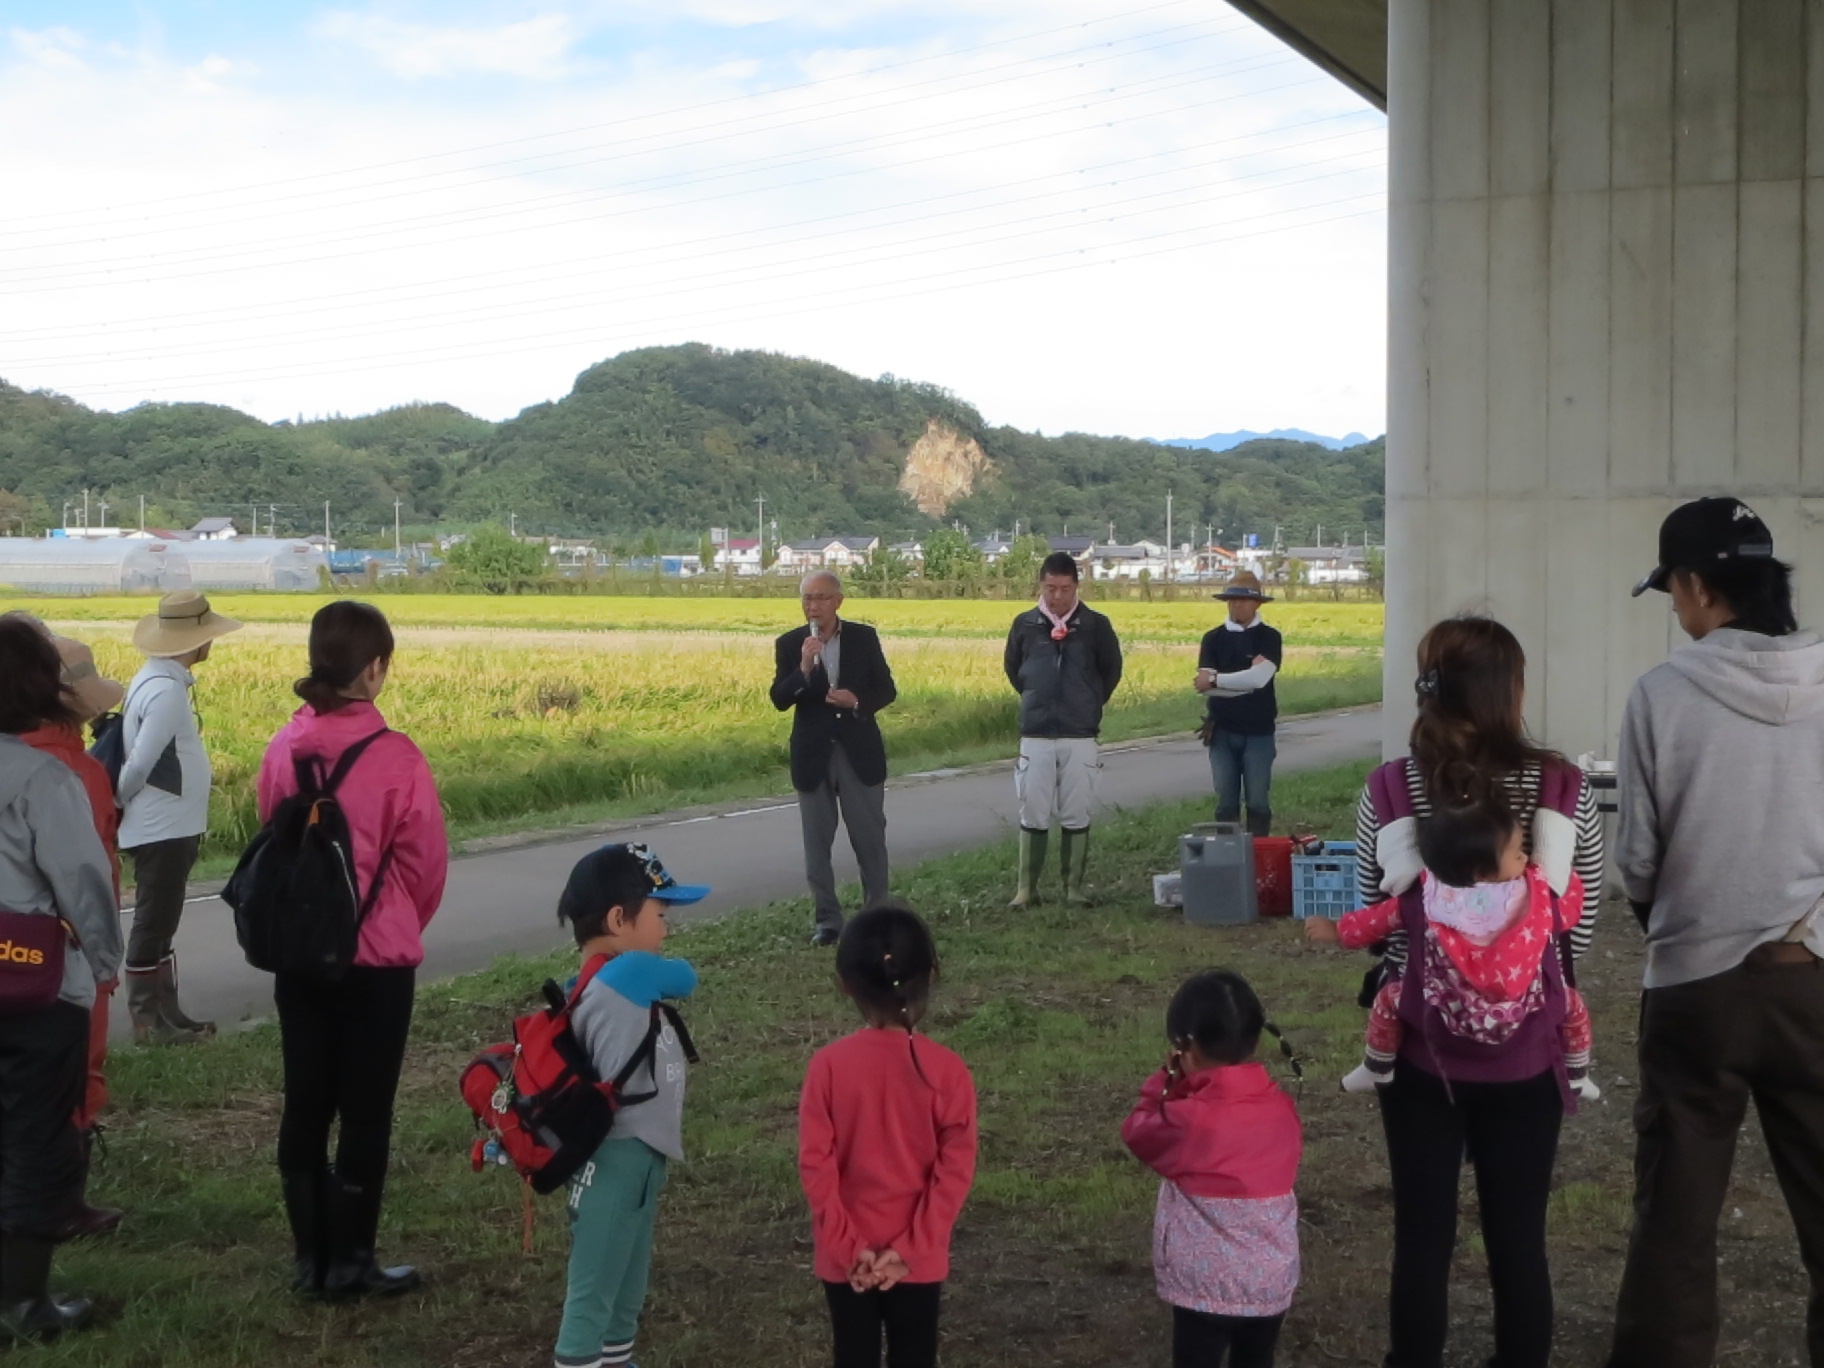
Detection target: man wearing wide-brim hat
<box><xmin>119</xmin><ymin>591</ymin><xmax>241</xmax><ymax>1045</ymax></box>
<box><xmin>1194</xmin><ymin>571</ymin><xmax>1283</xmax><ymax>837</ymax></box>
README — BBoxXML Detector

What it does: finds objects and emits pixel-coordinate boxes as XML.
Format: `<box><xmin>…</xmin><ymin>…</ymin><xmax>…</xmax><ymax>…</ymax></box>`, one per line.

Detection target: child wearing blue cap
<box><xmin>551</xmin><ymin>842</ymin><xmax>710</xmax><ymax>1368</ymax></box>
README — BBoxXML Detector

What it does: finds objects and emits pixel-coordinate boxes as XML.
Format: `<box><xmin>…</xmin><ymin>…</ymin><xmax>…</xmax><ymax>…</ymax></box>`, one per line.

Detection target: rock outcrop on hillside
<box><xmin>898</xmin><ymin>419</ymin><xmax>991</xmax><ymax>517</ymax></box>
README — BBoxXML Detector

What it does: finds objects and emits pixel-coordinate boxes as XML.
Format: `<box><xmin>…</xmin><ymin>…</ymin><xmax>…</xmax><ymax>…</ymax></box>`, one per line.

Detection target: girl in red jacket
<box><xmin>797</xmin><ymin>903</ymin><xmax>977</xmax><ymax>1368</ymax></box>
<box><xmin>1122</xmin><ymin>970</ymin><xmax>1302</xmax><ymax>1368</ymax></box>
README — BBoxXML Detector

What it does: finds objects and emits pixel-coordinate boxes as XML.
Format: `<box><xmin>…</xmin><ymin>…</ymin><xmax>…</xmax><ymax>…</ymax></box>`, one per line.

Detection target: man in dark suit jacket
<box><xmin>770</xmin><ymin>570</ymin><xmax>898</xmax><ymax>946</ymax></box>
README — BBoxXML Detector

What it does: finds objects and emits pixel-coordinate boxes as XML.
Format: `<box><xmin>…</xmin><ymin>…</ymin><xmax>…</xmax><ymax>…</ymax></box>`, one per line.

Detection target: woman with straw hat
<box><xmin>119</xmin><ymin>590</ymin><xmax>241</xmax><ymax>1044</ymax></box>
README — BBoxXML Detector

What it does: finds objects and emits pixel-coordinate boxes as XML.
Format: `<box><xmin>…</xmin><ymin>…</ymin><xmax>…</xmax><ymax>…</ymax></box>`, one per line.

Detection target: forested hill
<box><xmin>0</xmin><ymin>344</ymin><xmax>1383</xmax><ymax>547</ymax></box>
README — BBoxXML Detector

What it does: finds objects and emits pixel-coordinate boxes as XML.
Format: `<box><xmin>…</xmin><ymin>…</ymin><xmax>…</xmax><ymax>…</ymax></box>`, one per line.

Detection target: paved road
<box><xmin>136</xmin><ymin>706</ymin><xmax>1382</xmax><ymax>1036</ymax></box>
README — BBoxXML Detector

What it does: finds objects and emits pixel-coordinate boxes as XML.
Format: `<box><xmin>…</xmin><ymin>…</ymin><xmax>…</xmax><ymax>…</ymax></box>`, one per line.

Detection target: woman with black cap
<box><xmin>1607</xmin><ymin>498</ymin><xmax>1824</xmax><ymax>1368</ymax></box>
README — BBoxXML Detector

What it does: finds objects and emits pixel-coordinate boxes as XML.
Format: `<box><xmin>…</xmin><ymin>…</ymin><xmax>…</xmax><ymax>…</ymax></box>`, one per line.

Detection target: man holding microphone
<box><xmin>771</xmin><ymin>571</ymin><xmax>898</xmax><ymax>947</ymax></box>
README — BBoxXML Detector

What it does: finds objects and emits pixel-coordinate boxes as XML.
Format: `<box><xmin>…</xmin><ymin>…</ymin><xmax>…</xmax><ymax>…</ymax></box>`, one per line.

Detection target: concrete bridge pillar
<box><xmin>1385</xmin><ymin>0</ymin><xmax>1824</xmax><ymax>759</ymax></box>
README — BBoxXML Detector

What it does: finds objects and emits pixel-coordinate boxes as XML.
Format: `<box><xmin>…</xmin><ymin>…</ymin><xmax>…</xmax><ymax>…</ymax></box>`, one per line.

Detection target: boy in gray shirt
<box><xmin>552</xmin><ymin>843</ymin><xmax>708</xmax><ymax>1368</ymax></box>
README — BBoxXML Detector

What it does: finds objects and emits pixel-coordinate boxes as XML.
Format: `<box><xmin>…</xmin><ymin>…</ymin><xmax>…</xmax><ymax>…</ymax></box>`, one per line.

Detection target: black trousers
<box><xmin>1378</xmin><ymin>1065</ymin><xmax>1562</xmax><ymax>1368</ymax></box>
<box><xmin>823</xmin><ymin>1280</ymin><xmax>942</xmax><ymax>1368</ymax></box>
<box><xmin>0</xmin><ymin>1002</ymin><xmax>87</xmax><ymax>1237</ymax></box>
<box><xmin>1608</xmin><ymin>956</ymin><xmax>1824</xmax><ymax>1368</ymax></box>
<box><xmin>274</xmin><ymin>966</ymin><xmax>415</xmax><ymax>1187</ymax></box>
<box><xmin>1173</xmin><ymin>1306</ymin><xmax>1284</xmax><ymax>1367</ymax></box>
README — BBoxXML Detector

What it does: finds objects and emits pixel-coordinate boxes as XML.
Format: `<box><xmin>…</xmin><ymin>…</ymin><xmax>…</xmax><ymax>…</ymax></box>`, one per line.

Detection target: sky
<box><xmin>0</xmin><ymin>0</ymin><xmax>1387</xmax><ymax>441</ymax></box>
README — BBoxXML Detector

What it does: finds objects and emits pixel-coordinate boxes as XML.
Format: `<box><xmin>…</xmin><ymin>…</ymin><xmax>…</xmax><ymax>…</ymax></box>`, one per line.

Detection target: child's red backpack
<box><xmin>459</xmin><ymin>953</ymin><xmax>698</xmax><ymax>1196</ymax></box>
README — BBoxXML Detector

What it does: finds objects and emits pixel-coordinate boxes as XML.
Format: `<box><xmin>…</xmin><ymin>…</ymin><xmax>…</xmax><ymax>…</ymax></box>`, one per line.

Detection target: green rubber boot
<box><xmin>1009</xmin><ymin>827</ymin><xmax>1049</xmax><ymax>907</ymax></box>
<box><xmin>1060</xmin><ymin>826</ymin><xmax>1093</xmax><ymax>906</ymax></box>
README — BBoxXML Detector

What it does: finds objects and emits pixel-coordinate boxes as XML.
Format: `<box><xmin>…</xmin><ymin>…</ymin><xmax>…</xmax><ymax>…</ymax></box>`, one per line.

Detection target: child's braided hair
<box><xmin>836</xmin><ymin>900</ymin><xmax>938</xmax><ymax>1032</ymax></box>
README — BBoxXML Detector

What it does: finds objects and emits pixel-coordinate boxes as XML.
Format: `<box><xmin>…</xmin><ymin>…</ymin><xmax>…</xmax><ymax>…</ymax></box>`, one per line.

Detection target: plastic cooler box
<box><xmin>1291</xmin><ymin>841</ymin><xmax>1358</xmax><ymax>920</ymax></box>
<box><xmin>1253</xmin><ymin>837</ymin><xmax>1294</xmax><ymax>918</ymax></box>
<box><xmin>1179</xmin><ymin>823</ymin><xmax>1257</xmax><ymax>926</ymax></box>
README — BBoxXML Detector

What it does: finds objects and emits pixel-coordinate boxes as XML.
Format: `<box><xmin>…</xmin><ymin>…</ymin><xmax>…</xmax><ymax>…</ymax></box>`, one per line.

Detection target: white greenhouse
<box><xmin>178</xmin><ymin>539</ymin><xmax>328</xmax><ymax>592</ymax></box>
<box><xmin>0</xmin><ymin>538</ymin><xmax>192</xmax><ymax>595</ymax></box>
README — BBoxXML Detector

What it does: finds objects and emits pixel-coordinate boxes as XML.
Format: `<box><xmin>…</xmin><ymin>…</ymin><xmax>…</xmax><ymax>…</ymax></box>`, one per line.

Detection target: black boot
<box><xmin>321</xmin><ymin>1174</ymin><xmax>419</xmax><ymax>1301</ymax></box>
<box><xmin>0</xmin><ymin>1234</ymin><xmax>91</xmax><ymax>1342</ymax></box>
<box><xmin>280</xmin><ymin>1169</ymin><xmax>328</xmax><ymax>1295</ymax></box>
<box><xmin>53</xmin><ymin>1127</ymin><xmax>123</xmax><ymax>1243</ymax></box>
<box><xmin>1245</xmin><ymin>808</ymin><xmax>1273</xmax><ymax>838</ymax></box>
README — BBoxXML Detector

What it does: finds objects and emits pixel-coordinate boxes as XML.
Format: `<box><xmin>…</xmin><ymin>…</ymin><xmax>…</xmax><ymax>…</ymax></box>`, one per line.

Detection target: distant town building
<box><xmin>189</xmin><ymin>517</ymin><xmax>240</xmax><ymax>541</ymax></box>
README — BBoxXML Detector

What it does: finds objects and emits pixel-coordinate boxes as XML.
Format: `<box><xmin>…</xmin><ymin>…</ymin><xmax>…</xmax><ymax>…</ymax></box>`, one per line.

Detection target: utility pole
<box><xmin>82</xmin><ymin>489</ymin><xmax>89</xmax><ymax>528</ymax></box>
<box><xmin>269</xmin><ymin>503</ymin><xmax>278</xmax><ymax>538</ymax></box>
<box><xmin>1165</xmin><ymin>489</ymin><xmax>1173</xmax><ymax>584</ymax></box>
<box><xmin>755</xmin><ymin>493</ymin><xmax>766</xmax><ymax>569</ymax></box>
<box><xmin>394</xmin><ymin>500</ymin><xmax>403</xmax><ymax>559</ymax></box>
<box><xmin>97</xmin><ymin>498</ymin><xmax>110</xmax><ymax>528</ymax></box>
<box><xmin>139</xmin><ymin>494</ymin><xmax>146</xmax><ymax>532</ymax></box>
<box><xmin>61</xmin><ymin>502</ymin><xmax>70</xmax><ymax>529</ymax></box>
<box><xmin>324</xmin><ymin>500</ymin><xmax>331</xmax><ymax>546</ymax></box>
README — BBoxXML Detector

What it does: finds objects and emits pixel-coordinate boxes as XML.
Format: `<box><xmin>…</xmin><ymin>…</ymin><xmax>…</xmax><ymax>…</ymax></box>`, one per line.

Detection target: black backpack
<box><xmin>223</xmin><ymin>729</ymin><xmax>394</xmax><ymax>976</ymax></box>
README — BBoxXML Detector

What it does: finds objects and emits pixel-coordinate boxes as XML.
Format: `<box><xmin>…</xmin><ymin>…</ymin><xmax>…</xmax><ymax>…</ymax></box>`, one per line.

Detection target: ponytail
<box><xmin>295</xmin><ymin>601</ymin><xmax>394</xmax><ymax>714</ymax></box>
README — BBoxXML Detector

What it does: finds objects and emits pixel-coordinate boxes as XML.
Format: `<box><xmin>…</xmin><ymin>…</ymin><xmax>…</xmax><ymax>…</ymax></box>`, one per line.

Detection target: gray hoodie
<box><xmin>1617</xmin><ymin>627</ymin><xmax>1824</xmax><ymax>988</ymax></box>
<box><xmin>0</xmin><ymin>736</ymin><xmax>123</xmax><ymax>1008</ymax></box>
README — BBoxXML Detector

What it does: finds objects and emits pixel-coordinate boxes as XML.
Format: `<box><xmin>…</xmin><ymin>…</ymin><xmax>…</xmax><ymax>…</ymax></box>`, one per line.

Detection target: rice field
<box><xmin>25</xmin><ymin>595</ymin><xmax>1384</xmax><ymax>859</ymax></box>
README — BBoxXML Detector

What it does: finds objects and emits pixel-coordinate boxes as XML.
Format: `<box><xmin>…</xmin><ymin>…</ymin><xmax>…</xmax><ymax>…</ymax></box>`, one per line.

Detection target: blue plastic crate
<box><xmin>1291</xmin><ymin>841</ymin><xmax>1359</xmax><ymax>920</ymax></box>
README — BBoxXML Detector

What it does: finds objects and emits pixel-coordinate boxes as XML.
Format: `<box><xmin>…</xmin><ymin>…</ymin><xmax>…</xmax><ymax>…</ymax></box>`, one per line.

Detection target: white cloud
<box><xmin>0</xmin><ymin>5</ymin><xmax>1386</xmax><ymax>439</ymax></box>
<box><xmin>8</xmin><ymin>26</ymin><xmax>89</xmax><ymax>71</ymax></box>
<box><xmin>314</xmin><ymin>11</ymin><xmax>579</xmax><ymax>81</ymax></box>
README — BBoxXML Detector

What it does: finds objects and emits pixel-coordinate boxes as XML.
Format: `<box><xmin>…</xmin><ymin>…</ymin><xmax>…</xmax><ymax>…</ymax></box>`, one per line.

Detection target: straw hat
<box><xmin>52</xmin><ymin>635</ymin><xmax>125</xmax><ymax>721</ymax></box>
<box><xmin>132</xmin><ymin>591</ymin><xmax>243</xmax><ymax>658</ymax></box>
<box><xmin>1213</xmin><ymin>570</ymin><xmax>1274</xmax><ymax>602</ymax></box>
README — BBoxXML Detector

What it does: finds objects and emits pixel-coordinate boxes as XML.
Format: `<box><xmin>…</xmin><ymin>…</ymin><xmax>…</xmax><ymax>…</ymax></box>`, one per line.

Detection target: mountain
<box><xmin>1158</xmin><ymin>427</ymin><xmax>1372</xmax><ymax>452</ymax></box>
<box><xmin>0</xmin><ymin>346</ymin><xmax>1384</xmax><ymax>549</ymax></box>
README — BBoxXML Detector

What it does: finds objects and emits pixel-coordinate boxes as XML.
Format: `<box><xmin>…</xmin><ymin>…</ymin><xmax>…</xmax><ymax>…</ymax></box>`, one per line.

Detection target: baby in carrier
<box><xmin>1306</xmin><ymin>798</ymin><xmax>1597</xmax><ymax>1101</ymax></box>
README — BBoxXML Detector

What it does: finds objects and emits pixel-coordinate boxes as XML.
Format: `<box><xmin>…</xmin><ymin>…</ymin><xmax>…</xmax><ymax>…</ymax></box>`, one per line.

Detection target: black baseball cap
<box><xmin>1631</xmin><ymin>497</ymin><xmax>1775</xmax><ymax>597</ymax></box>
<box><xmin>558</xmin><ymin>842</ymin><xmax>710</xmax><ymax>923</ymax></box>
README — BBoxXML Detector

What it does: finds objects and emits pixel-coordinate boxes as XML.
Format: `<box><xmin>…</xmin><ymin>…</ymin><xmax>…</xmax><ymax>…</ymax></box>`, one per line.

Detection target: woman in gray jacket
<box><xmin>1608</xmin><ymin>498</ymin><xmax>1824</xmax><ymax>1368</ymax></box>
<box><xmin>0</xmin><ymin>617</ymin><xmax>124</xmax><ymax>1340</ymax></box>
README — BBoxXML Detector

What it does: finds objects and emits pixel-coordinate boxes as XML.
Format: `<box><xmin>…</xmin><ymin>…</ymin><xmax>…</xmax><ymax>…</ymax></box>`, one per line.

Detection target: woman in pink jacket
<box><xmin>256</xmin><ymin>601</ymin><xmax>447</xmax><ymax>1301</ymax></box>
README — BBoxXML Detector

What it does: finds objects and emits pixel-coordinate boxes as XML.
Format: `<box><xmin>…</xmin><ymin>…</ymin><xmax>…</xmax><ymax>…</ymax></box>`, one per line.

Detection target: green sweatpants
<box><xmin>554</xmin><ymin>1138</ymin><xmax>669</xmax><ymax>1367</ymax></box>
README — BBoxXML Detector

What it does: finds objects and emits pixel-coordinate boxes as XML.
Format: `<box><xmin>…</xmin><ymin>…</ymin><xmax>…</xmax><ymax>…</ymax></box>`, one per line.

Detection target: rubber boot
<box><xmin>1008</xmin><ymin>828</ymin><xmax>1049</xmax><ymax>907</ymax></box>
<box><xmin>53</xmin><ymin>1129</ymin><xmax>122</xmax><ymax>1242</ymax></box>
<box><xmin>321</xmin><ymin>1173</ymin><xmax>420</xmax><ymax>1301</ymax></box>
<box><xmin>1059</xmin><ymin>827</ymin><xmax>1093</xmax><ymax>906</ymax></box>
<box><xmin>124</xmin><ymin>964</ymin><xmax>206</xmax><ymax>1046</ymax></box>
<box><xmin>0</xmin><ymin>1234</ymin><xmax>91</xmax><ymax>1342</ymax></box>
<box><xmin>155</xmin><ymin>955</ymin><xmax>215</xmax><ymax>1039</ymax></box>
<box><xmin>1245</xmin><ymin>809</ymin><xmax>1273</xmax><ymax>839</ymax></box>
<box><xmin>281</xmin><ymin>1169</ymin><xmax>328</xmax><ymax>1295</ymax></box>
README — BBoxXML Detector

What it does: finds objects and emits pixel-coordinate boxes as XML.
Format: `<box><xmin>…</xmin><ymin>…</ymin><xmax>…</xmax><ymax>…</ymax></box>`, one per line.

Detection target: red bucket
<box><xmin>1253</xmin><ymin>837</ymin><xmax>1295</xmax><ymax>918</ymax></box>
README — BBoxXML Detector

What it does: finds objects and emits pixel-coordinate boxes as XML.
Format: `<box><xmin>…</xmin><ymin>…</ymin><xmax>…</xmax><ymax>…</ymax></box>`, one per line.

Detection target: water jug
<box><xmin>1180</xmin><ymin>823</ymin><xmax>1258</xmax><ymax>926</ymax></box>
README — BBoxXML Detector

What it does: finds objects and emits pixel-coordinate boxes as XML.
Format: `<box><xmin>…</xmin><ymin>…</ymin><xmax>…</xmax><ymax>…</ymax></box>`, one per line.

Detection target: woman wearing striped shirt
<box><xmin>1351</xmin><ymin>616</ymin><xmax>1604</xmax><ymax>1368</ymax></box>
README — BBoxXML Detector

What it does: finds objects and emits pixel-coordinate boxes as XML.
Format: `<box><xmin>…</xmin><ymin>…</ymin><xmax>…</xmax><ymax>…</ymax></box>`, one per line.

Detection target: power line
<box><xmin>0</xmin><ymin>115</ymin><xmax>1378</xmax><ymax>343</ymax></box>
<box><xmin>0</xmin><ymin>0</ymin><xmax>1245</xmax><ymax>230</ymax></box>
<box><xmin>17</xmin><ymin>156</ymin><xmax>1384</xmax><ymax>372</ymax></box>
<box><xmin>58</xmin><ymin>189</ymin><xmax>1387</xmax><ymax>401</ymax></box>
<box><xmin>1</xmin><ymin>59</ymin><xmax>1323</xmax><ymax>287</ymax></box>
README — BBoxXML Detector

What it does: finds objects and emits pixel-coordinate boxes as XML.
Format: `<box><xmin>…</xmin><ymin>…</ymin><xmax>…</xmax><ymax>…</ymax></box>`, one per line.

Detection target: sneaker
<box><xmin>1341</xmin><ymin>1062</ymin><xmax>1392</xmax><ymax>1093</ymax></box>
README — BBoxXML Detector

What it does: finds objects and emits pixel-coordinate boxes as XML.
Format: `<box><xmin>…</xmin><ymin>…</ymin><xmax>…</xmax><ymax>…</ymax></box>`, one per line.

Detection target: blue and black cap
<box><xmin>558</xmin><ymin>841</ymin><xmax>711</xmax><ymax>924</ymax></box>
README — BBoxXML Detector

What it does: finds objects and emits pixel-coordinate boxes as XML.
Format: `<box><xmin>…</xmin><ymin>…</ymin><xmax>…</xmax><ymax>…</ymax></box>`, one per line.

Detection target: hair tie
<box><xmin>1415</xmin><ymin>668</ymin><xmax>1441</xmax><ymax>699</ymax></box>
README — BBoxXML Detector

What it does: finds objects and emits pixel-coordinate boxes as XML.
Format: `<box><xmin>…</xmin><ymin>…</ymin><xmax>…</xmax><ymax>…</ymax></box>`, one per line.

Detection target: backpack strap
<box><xmin>295</xmin><ymin>728</ymin><xmax>396</xmax><ymax>927</ymax></box>
<box><xmin>1369</xmin><ymin>758</ymin><xmax>1425</xmax><ymax>898</ymax></box>
<box><xmin>608</xmin><ymin>1003</ymin><xmax>700</xmax><ymax>1108</ymax></box>
<box><xmin>321</xmin><ymin>728</ymin><xmax>391</xmax><ymax>794</ymax></box>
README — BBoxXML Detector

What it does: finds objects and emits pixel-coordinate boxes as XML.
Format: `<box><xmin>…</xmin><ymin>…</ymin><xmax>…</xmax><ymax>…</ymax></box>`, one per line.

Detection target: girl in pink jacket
<box><xmin>255</xmin><ymin>601</ymin><xmax>447</xmax><ymax>1302</ymax></box>
<box><xmin>1122</xmin><ymin>970</ymin><xmax>1302</xmax><ymax>1368</ymax></box>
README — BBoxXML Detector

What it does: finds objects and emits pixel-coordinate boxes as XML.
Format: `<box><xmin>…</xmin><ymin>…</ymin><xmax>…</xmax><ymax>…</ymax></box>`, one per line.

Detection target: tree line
<box><xmin>0</xmin><ymin>343</ymin><xmax>1383</xmax><ymax>549</ymax></box>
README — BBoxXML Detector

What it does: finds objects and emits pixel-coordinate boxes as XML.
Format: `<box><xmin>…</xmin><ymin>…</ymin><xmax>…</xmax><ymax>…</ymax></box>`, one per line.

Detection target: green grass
<box><xmin>65</xmin><ymin>763</ymin><xmax>1374</xmax><ymax>1367</ymax></box>
<box><xmin>55</xmin><ymin>760</ymin><xmax>1824</xmax><ymax>1366</ymax></box>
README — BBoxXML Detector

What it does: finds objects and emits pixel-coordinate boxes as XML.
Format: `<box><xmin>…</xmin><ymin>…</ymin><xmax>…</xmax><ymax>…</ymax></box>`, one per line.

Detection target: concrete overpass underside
<box><xmin>1227</xmin><ymin>0</ymin><xmax>1824</xmax><ymax>762</ymax></box>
